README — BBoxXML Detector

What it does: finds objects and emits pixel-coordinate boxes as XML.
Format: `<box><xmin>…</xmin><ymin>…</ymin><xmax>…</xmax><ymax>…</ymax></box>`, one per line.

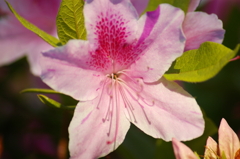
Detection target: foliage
<box><xmin>5</xmin><ymin>1</ymin><xmax>61</xmax><ymax>47</ymax></box>
<box><xmin>164</xmin><ymin>43</ymin><xmax>240</xmax><ymax>82</ymax></box>
<box><xmin>57</xmin><ymin>0</ymin><xmax>87</xmax><ymax>44</ymax></box>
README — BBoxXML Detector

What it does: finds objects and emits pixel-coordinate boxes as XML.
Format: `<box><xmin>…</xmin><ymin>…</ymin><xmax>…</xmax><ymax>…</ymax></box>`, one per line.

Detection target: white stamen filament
<box><xmin>98</xmin><ymin>71</ymin><xmax>153</xmax><ymax>147</ymax></box>
<box><xmin>96</xmin><ymin>78</ymin><xmax>109</xmax><ymax>109</ymax></box>
<box><xmin>119</xmin><ymin>85</ymin><xmax>137</xmax><ymax>123</ymax></box>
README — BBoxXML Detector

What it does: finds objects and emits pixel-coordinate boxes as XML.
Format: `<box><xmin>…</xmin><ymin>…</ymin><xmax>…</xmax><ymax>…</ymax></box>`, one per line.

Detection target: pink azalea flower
<box><xmin>204</xmin><ymin>119</ymin><xmax>240</xmax><ymax>159</ymax></box>
<box><xmin>203</xmin><ymin>0</ymin><xmax>240</xmax><ymax>22</ymax></box>
<box><xmin>172</xmin><ymin>118</ymin><xmax>240</xmax><ymax>159</ymax></box>
<box><xmin>172</xmin><ymin>138</ymin><xmax>199</xmax><ymax>159</ymax></box>
<box><xmin>0</xmin><ymin>0</ymin><xmax>60</xmax><ymax>75</ymax></box>
<box><xmin>183</xmin><ymin>0</ymin><xmax>225</xmax><ymax>51</ymax></box>
<box><xmin>39</xmin><ymin>0</ymin><xmax>204</xmax><ymax>158</ymax></box>
<box><xmin>129</xmin><ymin>0</ymin><xmax>225</xmax><ymax>51</ymax></box>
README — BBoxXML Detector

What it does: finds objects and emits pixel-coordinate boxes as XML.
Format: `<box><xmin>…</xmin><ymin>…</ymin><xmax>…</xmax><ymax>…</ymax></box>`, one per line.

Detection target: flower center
<box><xmin>108</xmin><ymin>73</ymin><xmax>119</xmax><ymax>80</ymax></box>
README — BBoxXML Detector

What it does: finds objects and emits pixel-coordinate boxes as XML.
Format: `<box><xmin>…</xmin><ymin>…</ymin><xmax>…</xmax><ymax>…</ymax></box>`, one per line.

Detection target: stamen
<box><xmin>140</xmin><ymin>97</ymin><xmax>155</xmax><ymax>107</ymax></box>
<box><xmin>107</xmin><ymin>110</ymin><xmax>113</xmax><ymax>137</ymax></box>
<box><xmin>118</xmin><ymin>78</ymin><xmax>142</xmax><ymax>93</ymax></box>
<box><xmin>119</xmin><ymin>81</ymin><xmax>139</xmax><ymax>101</ymax></box>
<box><xmin>203</xmin><ymin>146</ymin><xmax>220</xmax><ymax>159</ymax></box>
<box><xmin>102</xmin><ymin>96</ymin><xmax>112</xmax><ymax>123</ymax></box>
<box><xmin>106</xmin><ymin>75</ymin><xmax>115</xmax><ymax>137</ymax></box>
<box><xmin>118</xmin><ymin>72</ymin><xmax>143</xmax><ymax>92</ymax></box>
<box><xmin>96</xmin><ymin>78</ymin><xmax>109</xmax><ymax>109</ymax></box>
<box><xmin>119</xmin><ymin>86</ymin><xmax>137</xmax><ymax>123</ymax></box>
<box><xmin>139</xmin><ymin>103</ymin><xmax>151</xmax><ymax>125</ymax></box>
<box><xmin>107</xmin><ymin>80</ymin><xmax>120</xmax><ymax>149</ymax></box>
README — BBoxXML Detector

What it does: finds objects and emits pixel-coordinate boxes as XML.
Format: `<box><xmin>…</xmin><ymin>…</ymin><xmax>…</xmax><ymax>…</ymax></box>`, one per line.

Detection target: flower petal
<box><xmin>69</xmin><ymin>87</ymin><xmax>130</xmax><ymax>159</ymax></box>
<box><xmin>130</xmin><ymin>0</ymin><xmax>149</xmax><ymax>16</ymax></box>
<box><xmin>218</xmin><ymin>118</ymin><xmax>240</xmax><ymax>159</ymax></box>
<box><xmin>129</xmin><ymin>4</ymin><xmax>185</xmax><ymax>82</ymax></box>
<box><xmin>0</xmin><ymin>0</ymin><xmax>59</xmax><ymax>75</ymax></box>
<box><xmin>187</xmin><ymin>0</ymin><xmax>201</xmax><ymax>12</ymax></box>
<box><xmin>27</xmin><ymin>39</ymin><xmax>54</xmax><ymax>75</ymax></box>
<box><xmin>40</xmin><ymin>40</ymin><xmax>105</xmax><ymax>101</ymax></box>
<box><xmin>83</xmin><ymin>0</ymin><xmax>144</xmax><ymax>72</ymax></box>
<box><xmin>172</xmin><ymin>138</ymin><xmax>198</xmax><ymax>159</ymax></box>
<box><xmin>84</xmin><ymin>0</ymin><xmax>138</xmax><ymax>43</ymax></box>
<box><xmin>122</xmin><ymin>77</ymin><xmax>204</xmax><ymax>141</ymax></box>
<box><xmin>204</xmin><ymin>137</ymin><xmax>218</xmax><ymax>159</ymax></box>
<box><xmin>0</xmin><ymin>31</ymin><xmax>32</xmax><ymax>65</ymax></box>
<box><xmin>183</xmin><ymin>12</ymin><xmax>225</xmax><ymax>51</ymax></box>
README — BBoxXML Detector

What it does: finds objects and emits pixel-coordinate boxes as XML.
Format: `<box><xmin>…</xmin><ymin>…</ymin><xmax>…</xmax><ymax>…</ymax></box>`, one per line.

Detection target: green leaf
<box><xmin>144</xmin><ymin>0</ymin><xmax>190</xmax><ymax>14</ymax></box>
<box><xmin>21</xmin><ymin>88</ymin><xmax>62</xmax><ymax>94</ymax></box>
<box><xmin>164</xmin><ymin>42</ymin><xmax>240</xmax><ymax>82</ymax></box>
<box><xmin>194</xmin><ymin>152</ymin><xmax>201</xmax><ymax>159</ymax></box>
<box><xmin>5</xmin><ymin>1</ymin><xmax>61</xmax><ymax>47</ymax></box>
<box><xmin>37</xmin><ymin>94</ymin><xmax>76</xmax><ymax>109</ymax></box>
<box><xmin>56</xmin><ymin>0</ymin><xmax>87</xmax><ymax>44</ymax></box>
<box><xmin>221</xmin><ymin>151</ymin><xmax>227</xmax><ymax>159</ymax></box>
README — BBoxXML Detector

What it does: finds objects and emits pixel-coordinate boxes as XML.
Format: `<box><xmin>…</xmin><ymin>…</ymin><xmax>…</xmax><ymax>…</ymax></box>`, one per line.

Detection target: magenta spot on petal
<box><xmin>87</xmin><ymin>11</ymin><xmax>147</xmax><ymax>72</ymax></box>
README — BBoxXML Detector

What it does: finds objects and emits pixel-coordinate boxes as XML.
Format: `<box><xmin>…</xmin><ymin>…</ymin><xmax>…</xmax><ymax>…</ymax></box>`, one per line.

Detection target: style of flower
<box><xmin>39</xmin><ymin>0</ymin><xmax>204</xmax><ymax>158</ymax></box>
<box><xmin>172</xmin><ymin>118</ymin><xmax>240</xmax><ymax>159</ymax></box>
<box><xmin>0</xmin><ymin>0</ymin><xmax>60</xmax><ymax>75</ymax></box>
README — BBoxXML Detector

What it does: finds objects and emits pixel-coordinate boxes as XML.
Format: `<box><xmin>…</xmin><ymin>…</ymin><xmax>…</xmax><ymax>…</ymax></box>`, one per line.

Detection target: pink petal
<box><xmin>122</xmin><ymin>77</ymin><xmax>204</xmax><ymax>141</ymax></box>
<box><xmin>27</xmin><ymin>38</ymin><xmax>54</xmax><ymax>75</ymax></box>
<box><xmin>84</xmin><ymin>0</ymin><xmax>138</xmax><ymax>43</ymax></box>
<box><xmin>69</xmin><ymin>88</ymin><xmax>130</xmax><ymax>159</ymax></box>
<box><xmin>218</xmin><ymin>118</ymin><xmax>240</xmax><ymax>159</ymax></box>
<box><xmin>130</xmin><ymin>0</ymin><xmax>149</xmax><ymax>16</ymax></box>
<box><xmin>129</xmin><ymin>4</ymin><xmax>185</xmax><ymax>82</ymax></box>
<box><xmin>204</xmin><ymin>137</ymin><xmax>218</xmax><ymax>159</ymax></box>
<box><xmin>83</xmin><ymin>0</ymin><xmax>143</xmax><ymax>72</ymax></box>
<box><xmin>40</xmin><ymin>40</ymin><xmax>105</xmax><ymax>101</ymax></box>
<box><xmin>183</xmin><ymin>12</ymin><xmax>225</xmax><ymax>51</ymax></box>
<box><xmin>172</xmin><ymin>138</ymin><xmax>198</xmax><ymax>159</ymax></box>
<box><xmin>187</xmin><ymin>0</ymin><xmax>201</xmax><ymax>12</ymax></box>
<box><xmin>5</xmin><ymin>0</ymin><xmax>60</xmax><ymax>31</ymax></box>
<box><xmin>0</xmin><ymin>31</ymin><xmax>32</xmax><ymax>65</ymax></box>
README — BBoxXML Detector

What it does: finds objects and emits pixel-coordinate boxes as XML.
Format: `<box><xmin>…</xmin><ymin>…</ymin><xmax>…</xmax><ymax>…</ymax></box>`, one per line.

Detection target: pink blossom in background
<box><xmin>132</xmin><ymin>0</ymin><xmax>225</xmax><ymax>52</ymax></box>
<box><xmin>172</xmin><ymin>118</ymin><xmax>240</xmax><ymax>159</ymax></box>
<box><xmin>39</xmin><ymin>0</ymin><xmax>205</xmax><ymax>158</ymax></box>
<box><xmin>183</xmin><ymin>0</ymin><xmax>225</xmax><ymax>51</ymax></box>
<box><xmin>204</xmin><ymin>119</ymin><xmax>240</xmax><ymax>159</ymax></box>
<box><xmin>172</xmin><ymin>138</ymin><xmax>198</xmax><ymax>159</ymax></box>
<box><xmin>203</xmin><ymin>0</ymin><xmax>240</xmax><ymax>22</ymax></box>
<box><xmin>0</xmin><ymin>0</ymin><xmax>60</xmax><ymax>76</ymax></box>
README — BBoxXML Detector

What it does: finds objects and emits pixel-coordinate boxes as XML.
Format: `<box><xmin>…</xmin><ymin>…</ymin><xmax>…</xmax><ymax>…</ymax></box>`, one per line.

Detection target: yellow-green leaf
<box><xmin>164</xmin><ymin>42</ymin><xmax>240</xmax><ymax>82</ymax></box>
<box><xmin>56</xmin><ymin>0</ymin><xmax>87</xmax><ymax>44</ymax></box>
<box><xmin>5</xmin><ymin>1</ymin><xmax>61</xmax><ymax>47</ymax></box>
<box><xmin>37</xmin><ymin>94</ymin><xmax>76</xmax><ymax>109</ymax></box>
<box><xmin>21</xmin><ymin>88</ymin><xmax>61</xmax><ymax>94</ymax></box>
<box><xmin>144</xmin><ymin>0</ymin><xmax>190</xmax><ymax>14</ymax></box>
